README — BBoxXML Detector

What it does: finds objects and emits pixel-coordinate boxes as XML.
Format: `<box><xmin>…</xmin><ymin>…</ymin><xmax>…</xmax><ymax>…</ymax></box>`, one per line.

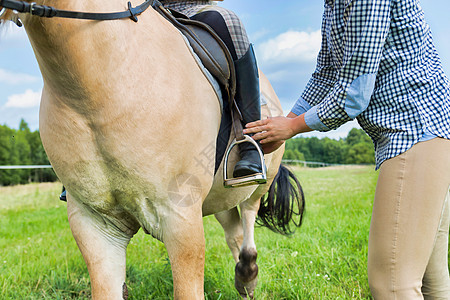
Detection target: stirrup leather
<box><xmin>223</xmin><ymin>135</ymin><xmax>267</xmax><ymax>188</ymax></box>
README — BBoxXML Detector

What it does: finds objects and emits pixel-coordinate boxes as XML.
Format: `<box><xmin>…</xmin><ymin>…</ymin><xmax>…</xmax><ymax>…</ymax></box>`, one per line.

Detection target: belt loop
<box><xmin>29</xmin><ymin>2</ymin><xmax>36</xmax><ymax>14</ymax></box>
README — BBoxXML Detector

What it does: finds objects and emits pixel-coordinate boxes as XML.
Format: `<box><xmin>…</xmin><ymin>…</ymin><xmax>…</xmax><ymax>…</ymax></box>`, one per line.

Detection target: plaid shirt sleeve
<box><xmin>301</xmin><ymin>0</ymin><xmax>391</xmax><ymax>131</ymax></box>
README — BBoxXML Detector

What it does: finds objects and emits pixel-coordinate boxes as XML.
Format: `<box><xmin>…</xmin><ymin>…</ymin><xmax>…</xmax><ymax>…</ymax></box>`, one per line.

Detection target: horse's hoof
<box><xmin>240</xmin><ymin>290</ymin><xmax>255</xmax><ymax>300</ymax></box>
<box><xmin>235</xmin><ymin>275</ymin><xmax>257</xmax><ymax>299</ymax></box>
<box><xmin>235</xmin><ymin>248</ymin><xmax>258</xmax><ymax>299</ymax></box>
<box><xmin>234</xmin><ymin>278</ymin><xmax>258</xmax><ymax>300</ymax></box>
<box><xmin>240</xmin><ymin>293</ymin><xmax>254</xmax><ymax>300</ymax></box>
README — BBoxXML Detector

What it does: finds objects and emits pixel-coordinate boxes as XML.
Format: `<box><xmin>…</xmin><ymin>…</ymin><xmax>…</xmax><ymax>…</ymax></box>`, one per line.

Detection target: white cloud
<box><xmin>263</xmin><ymin>69</ymin><xmax>305</xmax><ymax>82</ymax></box>
<box><xmin>0</xmin><ymin>68</ymin><xmax>39</xmax><ymax>84</ymax></box>
<box><xmin>5</xmin><ymin>89</ymin><xmax>41</xmax><ymax>108</ymax></box>
<box><xmin>257</xmin><ymin>30</ymin><xmax>321</xmax><ymax>65</ymax></box>
<box><xmin>255</xmin><ymin>30</ymin><xmax>321</xmax><ymax>106</ymax></box>
<box><xmin>0</xmin><ymin>22</ymin><xmax>28</xmax><ymax>42</ymax></box>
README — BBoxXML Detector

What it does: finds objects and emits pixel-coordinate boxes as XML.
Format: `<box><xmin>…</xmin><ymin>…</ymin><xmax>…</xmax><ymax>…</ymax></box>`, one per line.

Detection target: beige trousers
<box><xmin>368</xmin><ymin>137</ymin><xmax>450</xmax><ymax>299</ymax></box>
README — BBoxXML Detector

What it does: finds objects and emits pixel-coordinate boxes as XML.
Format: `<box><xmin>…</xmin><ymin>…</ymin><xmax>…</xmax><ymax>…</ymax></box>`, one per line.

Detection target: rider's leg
<box><xmin>190</xmin><ymin>7</ymin><xmax>264</xmax><ymax>178</ymax></box>
<box><xmin>230</xmin><ymin>43</ymin><xmax>262</xmax><ymax>177</ymax></box>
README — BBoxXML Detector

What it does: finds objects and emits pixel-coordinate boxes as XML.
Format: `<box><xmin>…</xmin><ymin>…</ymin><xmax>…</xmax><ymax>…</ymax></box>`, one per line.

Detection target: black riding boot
<box><xmin>60</xmin><ymin>186</ymin><xmax>67</xmax><ymax>201</ymax></box>
<box><xmin>232</xmin><ymin>44</ymin><xmax>264</xmax><ymax>178</ymax></box>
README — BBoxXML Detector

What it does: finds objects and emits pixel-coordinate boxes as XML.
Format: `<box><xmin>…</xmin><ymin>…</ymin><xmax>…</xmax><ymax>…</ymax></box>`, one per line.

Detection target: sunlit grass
<box><xmin>1</xmin><ymin>166</ymin><xmax>381</xmax><ymax>299</ymax></box>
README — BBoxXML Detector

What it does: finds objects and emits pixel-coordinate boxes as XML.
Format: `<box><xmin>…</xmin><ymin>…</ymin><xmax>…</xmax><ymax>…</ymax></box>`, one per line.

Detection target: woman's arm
<box><xmin>307</xmin><ymin>0</ymin><xmax>391</xmax><ymax>130</ymax></box>
<box><xmin>246</xmin><ymin>0</ymin><xmax>392</xmax><ymax>154</ymax></box>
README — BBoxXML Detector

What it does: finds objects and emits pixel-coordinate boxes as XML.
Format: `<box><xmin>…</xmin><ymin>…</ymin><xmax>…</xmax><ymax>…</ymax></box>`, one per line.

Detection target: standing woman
<box><xmin>160</xmin><ymin>0</ymin><xmax>264</xmax><ymax>179</ymax></box>
<box><xmin>245</xmin><ymin>0</ymin><xmax>450</xmax><ymax>298</ymax></box>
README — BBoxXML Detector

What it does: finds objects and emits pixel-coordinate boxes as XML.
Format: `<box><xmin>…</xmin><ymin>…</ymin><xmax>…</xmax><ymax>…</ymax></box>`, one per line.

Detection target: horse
<box><xmin>1</xmin><ymin>1</ymin><xmax>304</xmax><ymax>298</ymax></box>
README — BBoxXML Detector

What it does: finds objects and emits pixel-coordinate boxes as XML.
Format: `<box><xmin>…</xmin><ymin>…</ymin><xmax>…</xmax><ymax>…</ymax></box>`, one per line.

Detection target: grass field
<box><xmin>1</xmin><ymin>166</ymin><xmax>381</xmax><ymax>299</ymax></box>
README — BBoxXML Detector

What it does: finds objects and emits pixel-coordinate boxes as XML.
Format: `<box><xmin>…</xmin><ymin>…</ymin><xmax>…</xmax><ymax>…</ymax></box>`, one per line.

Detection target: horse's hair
<box><xmin>256</xmin><ymin>164</ymin><xmax>305</xmax><ymax>236</ymax></box>
<box><xmin>0</xmin><ymin>9</ymin><xmax>13</xmax><ymax>24</ymax></box>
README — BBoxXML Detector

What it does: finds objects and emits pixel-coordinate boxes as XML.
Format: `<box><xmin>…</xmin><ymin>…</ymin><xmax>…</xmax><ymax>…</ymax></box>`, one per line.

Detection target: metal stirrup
<box><xmin>223</xmin><ymin>135</ymin><xmax>267</xmax><ymax>188</ymax></box>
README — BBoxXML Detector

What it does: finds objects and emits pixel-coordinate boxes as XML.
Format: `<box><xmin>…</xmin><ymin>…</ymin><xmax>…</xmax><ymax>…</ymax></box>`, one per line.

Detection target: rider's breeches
<box><xmin>160</xmin><ymin>1</ymin><xmax>250</xmax><ymax>60</ymax></box>
<box><xmin>368</xmin><ymin>137</ymin><xmax>450</xmax><ymax>299</ymax></box>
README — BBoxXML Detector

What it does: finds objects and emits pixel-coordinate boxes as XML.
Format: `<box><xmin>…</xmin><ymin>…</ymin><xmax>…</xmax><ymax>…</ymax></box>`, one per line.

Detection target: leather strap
<box><xmin>231</xmin><ymin>102</ymin><xmax>245</xmax><ymax>141</ymax></box>
<box><xmin>0</xmin><ymin>0</ymin><xmax>155</xmax><ymax>22</ymax></box>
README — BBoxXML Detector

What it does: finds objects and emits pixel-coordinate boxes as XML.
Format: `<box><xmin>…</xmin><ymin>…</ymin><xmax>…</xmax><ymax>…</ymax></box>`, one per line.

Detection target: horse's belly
<box><xmin>40</xmin><ymin>96</ymin><xmax>220</xmax><ymax>238</ymax></box>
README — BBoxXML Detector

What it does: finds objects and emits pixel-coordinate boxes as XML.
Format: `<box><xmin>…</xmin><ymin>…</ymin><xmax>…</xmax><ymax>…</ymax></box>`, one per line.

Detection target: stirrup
<box><xmin>223</xmin><ymin>135</ymin><xmax>267</xmax><ymax>188</ymax></box>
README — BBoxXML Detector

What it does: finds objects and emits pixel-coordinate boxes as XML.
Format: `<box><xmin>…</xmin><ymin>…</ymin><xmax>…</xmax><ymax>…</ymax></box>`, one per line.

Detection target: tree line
<box><xmin>283</xmin><ymin>128</ymin><xmax>375</xmax><ymax>165</ymax></box>
<box><xmin>0</xmin><ymin>120</ymin><xmax>57</xmax><ymax>186</ymax></box>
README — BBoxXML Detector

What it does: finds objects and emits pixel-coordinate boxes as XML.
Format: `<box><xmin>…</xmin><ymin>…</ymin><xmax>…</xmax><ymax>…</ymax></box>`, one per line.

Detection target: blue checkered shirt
<box><xmin>291</xmin><ymin>0</ymin><xmax>450</xmax><ymax>169</ymax></box>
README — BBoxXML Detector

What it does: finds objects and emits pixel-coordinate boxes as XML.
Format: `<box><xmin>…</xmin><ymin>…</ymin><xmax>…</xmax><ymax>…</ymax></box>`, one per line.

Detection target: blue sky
<box><xmin>1</xmin><ymin>0</ymin><xmax>449</xmax><ymax>139</ymax></box>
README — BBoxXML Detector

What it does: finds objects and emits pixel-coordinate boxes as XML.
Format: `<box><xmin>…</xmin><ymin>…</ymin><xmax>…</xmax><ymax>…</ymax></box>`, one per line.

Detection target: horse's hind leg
<box><xmin>215</xmin><ymin>207</ymin><xmax>243</xmax><ymax>262</ymax></box>
<box><xmin>215</xmin><ymin>200</ymin><xmax>260</xmax><ymax>299</ymax></box>
<box><xmin>235</xmin><ymin>200</ymin><xmax>260</xmax><ymax>299</ymax></box>
<box><xmin>67</xmin><ymin>197</ymin><xmax>132</xmax><ymax>300</ymax></box>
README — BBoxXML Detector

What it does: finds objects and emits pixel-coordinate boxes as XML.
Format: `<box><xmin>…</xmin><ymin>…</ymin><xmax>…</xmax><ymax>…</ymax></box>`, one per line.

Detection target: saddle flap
<box><xmin>179</xmin><ymin>19</ymin><xmax>231</xmax><ymax>86</ymax></box>
<box><xmin>154</xmin><ymin>4</ymin><xmax>235</xmax><ymax>99</ymax></box>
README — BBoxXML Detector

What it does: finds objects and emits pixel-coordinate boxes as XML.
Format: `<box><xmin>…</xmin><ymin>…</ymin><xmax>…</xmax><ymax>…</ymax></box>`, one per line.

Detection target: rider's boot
<box><xmin>232</xmin><ymin>44</ymin><xmax>265</xmax><ymax>178</ymax></box>
<box><xmin>60</xmin><ymin>186</ymin><xmax>67</xmax><ymax>201</ymax></box>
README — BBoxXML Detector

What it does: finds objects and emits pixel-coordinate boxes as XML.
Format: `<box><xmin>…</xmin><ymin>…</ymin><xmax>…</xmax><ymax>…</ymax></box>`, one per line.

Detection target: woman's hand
<box><xmin>243</xmin><ymin>113</ymin><xmax>312</xmax><ymax>154</ymax></box>
<box><xmin>244</xmin><ymin>116</ymin><xmax>296</xmax><ymax>142</ymax></box>
<box><xmin>259</xmin><ymin>139</ymin><xmax>285</xmax><ymax>154</ymax></box>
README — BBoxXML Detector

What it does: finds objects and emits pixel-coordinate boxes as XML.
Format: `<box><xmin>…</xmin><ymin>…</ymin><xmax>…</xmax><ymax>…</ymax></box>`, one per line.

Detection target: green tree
<box><xmin>14</xmin><ymin>128</ymin><xmax>32</xmax><ymax>183</ymax></box>
<box><xmin>0</xmin><ymin>125</ymin><xmax>26</xmax><ymax>185</ymax></box>
<box><xmin>345</xmin><ymin>142</ymin><xmax>375</xmax><ymax>164</ymax></box>
<box><xmin>21</xmin><ymin>120</ymin><xmax>57</xmax><ymax>182</ymax></box>
<box><xmin>306</xmin><ymin>137</ymin><xmax>324</xmax><ymax>162</ymax></box>
<box><xmin>343</xmin><ymin>128</ymin><xmax>374</xmax><ymax>164</ymax></box>
<box><xmin>0</xmin><ymin>120</ymin><xmax>57</xmax><ymax>185</ymax></box>
<box><xmin>283</xmin><ymin>149</ymin><xmax>305</xmax><ymax>161</ymax></box>
<box><xmin>321</xmin><ymin>138</ymin><xmax>347</xmax><ymax>164</ymax></box>
<box><xmin>346</xmin><ymin>128</ymin><xmax>372</xmax><ymax>146</ymax></box>
<box><xmin>283</xmin><ymin>128</ymin><xmax>375</xmax><ymax>166</ymax></box>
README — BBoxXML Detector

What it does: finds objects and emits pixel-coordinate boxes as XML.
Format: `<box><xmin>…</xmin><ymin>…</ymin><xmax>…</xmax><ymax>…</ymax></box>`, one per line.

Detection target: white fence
<box><xmin>0</xmin><ymin>165</ymin><xmax>53</xmax><ymax>170</ymax></box>
<box><xmin>282</xmin><ymin>160</ymin><xmax>342</xmax><ymax>168</ymax></box>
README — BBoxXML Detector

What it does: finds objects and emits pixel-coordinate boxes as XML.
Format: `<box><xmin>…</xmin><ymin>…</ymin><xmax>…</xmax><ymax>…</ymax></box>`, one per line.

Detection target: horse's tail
<box><xmin>256</xmin><ymin>164</ymin><xmax>305</xmax><ymax>235</ymax></box>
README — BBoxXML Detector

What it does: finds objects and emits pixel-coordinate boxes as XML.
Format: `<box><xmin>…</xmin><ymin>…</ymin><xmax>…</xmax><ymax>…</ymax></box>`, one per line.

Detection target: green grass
<box><xmin>1</xmin><ymin>166</ymin><xmax>380</xmax><ymax>299</ymax></box>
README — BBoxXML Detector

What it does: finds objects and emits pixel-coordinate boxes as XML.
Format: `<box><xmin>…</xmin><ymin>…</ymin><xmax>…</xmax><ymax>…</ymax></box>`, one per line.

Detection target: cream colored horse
<box><xmin>1</xmin><ymin>1</ymin><xmax>303</xmax><ymax>299</ymax></box>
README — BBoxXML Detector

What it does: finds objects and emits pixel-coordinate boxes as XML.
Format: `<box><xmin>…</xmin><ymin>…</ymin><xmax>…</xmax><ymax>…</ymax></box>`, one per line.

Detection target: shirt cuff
<box><xmin>304</xmin><ymin>105</ymin><xmax>330</xmax><ymax>131</ymax></box>
<box><xmin>291</xmin><ymin>97</ymin><xmax>312</xmax><ymax>116</ymax></box>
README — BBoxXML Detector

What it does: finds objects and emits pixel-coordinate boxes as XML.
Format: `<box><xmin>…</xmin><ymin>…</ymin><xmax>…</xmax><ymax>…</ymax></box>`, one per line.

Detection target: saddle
<box><xmin>153</xmin><ymin>2</ymin><xmax>236</xmax><ymax>112</ymax></box>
